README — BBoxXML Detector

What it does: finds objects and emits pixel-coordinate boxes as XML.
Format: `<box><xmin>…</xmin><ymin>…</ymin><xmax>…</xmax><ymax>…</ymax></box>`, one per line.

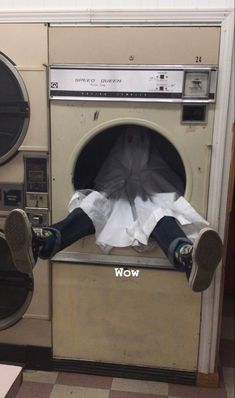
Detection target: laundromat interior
<box><xmin>0</xmin><ymin>1</ymin><xmax>234</xmax><ymax>397</ymax></box>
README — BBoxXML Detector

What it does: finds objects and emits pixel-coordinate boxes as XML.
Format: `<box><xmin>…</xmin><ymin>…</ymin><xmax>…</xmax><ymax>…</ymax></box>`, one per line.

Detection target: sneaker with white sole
<box><xmin>189</xmin><ymin>228</ymin><xmax>223</xmax><ymax>292</ymax></box>
<box><xmin>5</xmin><ymin>209</ymin><xmax>36</xmax><ymax>274</ymax></box>
<box><xmin>4</xmin><ymin>209</ymin><xmax>53</xmax><ymax>274</ymax></box>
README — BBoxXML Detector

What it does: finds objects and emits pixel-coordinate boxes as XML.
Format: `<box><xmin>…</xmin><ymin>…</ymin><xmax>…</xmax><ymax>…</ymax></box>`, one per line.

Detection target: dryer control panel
<box><xmin>49</xmin><ymin>65</ymin><xmax>217</xmax><ymax>103</ymax></box>
<box><xmin>24</xmin><ymin>156</ymin><xmax>49</xmax><ymax>227</ymax></box>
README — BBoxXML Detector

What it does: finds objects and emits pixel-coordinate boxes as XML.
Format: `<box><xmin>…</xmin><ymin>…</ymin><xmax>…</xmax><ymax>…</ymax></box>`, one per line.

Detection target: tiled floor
<box><xmin>15</xmin><ymin>294</ymin><xmax>234</xmax><ymax>398</ymax></box>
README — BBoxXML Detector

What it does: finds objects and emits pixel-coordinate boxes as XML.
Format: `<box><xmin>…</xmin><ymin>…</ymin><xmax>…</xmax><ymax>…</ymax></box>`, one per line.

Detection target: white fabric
<box><xmin>68</xmin><ymin>127</ymin><xmax>209</xmax><ymax>253</ymax></box>
<box><xmin>94</xmin><ymin>126</ymin><xmax>185</xmax><ymax>199</ymax></box>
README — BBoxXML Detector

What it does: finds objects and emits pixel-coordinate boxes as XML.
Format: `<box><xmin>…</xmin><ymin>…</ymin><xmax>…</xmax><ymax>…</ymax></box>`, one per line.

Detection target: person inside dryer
<box><xmin>5</xmin><ymin>126</ymin><xmax>223</xmax><ymax>293</ymax></box>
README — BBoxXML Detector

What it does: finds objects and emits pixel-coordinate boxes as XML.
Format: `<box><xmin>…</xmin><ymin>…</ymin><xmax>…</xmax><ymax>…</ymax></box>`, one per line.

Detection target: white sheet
<box><xmin>68</xmin><ymin>127</ymin><xmax>209</xmax><ymax>253</ymax></box>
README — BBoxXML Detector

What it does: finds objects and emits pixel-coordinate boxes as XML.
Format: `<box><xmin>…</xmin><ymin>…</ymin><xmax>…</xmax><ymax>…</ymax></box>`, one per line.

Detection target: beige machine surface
<box><xmin>0</xmin><ymin>24</ymin><xmax>50</xmax><ymax>344</ymax></box>
<box><xmin>50</xmin><ymin>26</ymin><xmax>220</xmax><ymax>372</ymax></box>
<box><xmin>49</xmin><ymin>26</ymin><xmax>220</xmax><ymax>65</ymax></box>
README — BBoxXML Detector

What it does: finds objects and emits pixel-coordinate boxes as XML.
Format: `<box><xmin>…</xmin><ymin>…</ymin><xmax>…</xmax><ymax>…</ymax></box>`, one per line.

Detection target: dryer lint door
<box><xmin>0</xmin><ymin>53</ymin><xmax>30</xmax><ymax>165</ymax></box>
<box><xmin>0</xmin><ymin>232</ymin><xmax>33</xmax><ymax>330</ymax></box>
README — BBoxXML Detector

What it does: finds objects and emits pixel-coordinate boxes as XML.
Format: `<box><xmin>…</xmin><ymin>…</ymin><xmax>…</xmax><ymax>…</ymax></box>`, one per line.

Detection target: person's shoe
<box><xmin>189</xmin><ymin>228</ymin><xmax>223</xmax><ymax>292</ymax></box>
<box><xmin>5</xmin><ymin>209</ymin><xmax>35</xmax><ymax>274</ymax></box>
<box><xmin>5</xmin><ymin>209</ymin><xmax>52</xmax><ymax>274</ymax></box>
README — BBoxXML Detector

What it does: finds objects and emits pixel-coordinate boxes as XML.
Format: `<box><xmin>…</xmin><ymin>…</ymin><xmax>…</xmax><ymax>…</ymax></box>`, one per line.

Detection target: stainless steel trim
<box><xmin>0</xmin><ymin>53</ymin><xmax>30</xmax><ymax>165</ymax></box>
<box><xmin>25</xmin><ymin>207</ymin><xmax>49</xmax><ymax>212</ymax></box>
<box><xmin>52</xmin><ymin>251</ymin><xmax>175</xmax><ymax>269</ymax></box>
<box><xmin>210</xmin><ymin>69</ymin><xmax>218</xmax><ymax>99</ymax></box>
<box><xmin>50</xmin><ymin>96</ymin><xmax>215</xmax><ymax>104</ymax></box>
<box><xmin>49</xmin><ymin>64</ymin><xmax>217</xmax><ymax>103</ymax></box>
<box><xmin>50</xmin><ymin>64</ymin><xmax>218</xmax><ymax>71</ymax></box>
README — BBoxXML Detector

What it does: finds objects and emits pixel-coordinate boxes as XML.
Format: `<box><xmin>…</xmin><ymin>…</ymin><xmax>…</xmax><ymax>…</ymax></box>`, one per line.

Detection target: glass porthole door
<box><xmin>0</xmin><ymin>52</ymin><xmax>30</xmax><ymax>165</ymax></box>
<box><xmin>0</xmin><ymin>233</ymin><xmax>33</xmax><ymax>330</ymax></box>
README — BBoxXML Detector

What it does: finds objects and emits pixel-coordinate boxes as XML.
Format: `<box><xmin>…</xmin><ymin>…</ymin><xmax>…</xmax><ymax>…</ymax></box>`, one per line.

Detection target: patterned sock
<box><xmin>39</xmin><ymin>230</ymin><xmax>56</xmax><ymax>258</ymax></box>
<box><xmin>174</xmin><ymin>243</ymin><xmax>193</xmax><ymax>277</ymax></box>
<box><xmin>33</xmin><ymin>229</ymin><xmax>56</xmax><ymax>260</ymax></box>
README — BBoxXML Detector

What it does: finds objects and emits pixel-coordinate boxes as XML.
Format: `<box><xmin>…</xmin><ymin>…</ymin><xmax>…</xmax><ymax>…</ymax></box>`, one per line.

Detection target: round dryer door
<box><xmin>0</xmin><ymin>232</ymin><xmax>33</xmax><ymax>330</ymax></box>
<box><xmin>73</xmin><ymin>124</ymin><xmax>186</xmax><ymax>194</ymax></box>
<box><xmin>0</xmin><ymin>53</ymin><xmax>30</xmax><ymax>165</ymax></box>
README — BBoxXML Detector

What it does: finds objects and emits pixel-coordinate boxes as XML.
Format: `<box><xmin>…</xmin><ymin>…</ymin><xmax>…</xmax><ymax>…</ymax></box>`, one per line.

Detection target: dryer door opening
<box><xmin>0</xmin><ymin>53</ymin><xmax>30</xmax><ymax>165</ymax></box>
<box><xmin>73</xmin><ymin>124</ymin><xmax>186</xmax><ymax>195</ymax></box>
<box><xmin>0</xmin><ymin>233</ymin><xmax>33</xmax><ymax>330</ymax></box>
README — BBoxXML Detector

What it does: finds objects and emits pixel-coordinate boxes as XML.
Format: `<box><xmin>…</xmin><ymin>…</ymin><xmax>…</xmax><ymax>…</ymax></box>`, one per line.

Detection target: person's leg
<box><xmin>151</xmin><ymin>216</ymin><xmax>223</xmax><ymax>292</ymax></box>
<box><xmin>39</xmin><ymin>208</ymin><xmax>95</xmax><ymax>258</ymax></box>
<box><xmin>151</xmin><ymin>216</ymin><xmax>193</xmax><ymax>271</ymax></box>
<box><xmin>5</xmin><ymin>208</ymin><xmax>95</xmax><ymax>274</ymax></box>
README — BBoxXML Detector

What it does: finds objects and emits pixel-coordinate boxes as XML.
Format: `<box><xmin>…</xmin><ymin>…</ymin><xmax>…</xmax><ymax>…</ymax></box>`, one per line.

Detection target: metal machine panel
<box><xmin>0</xmin><ymin>23</ymin><xmax>49</xmax><ymax>159</ymax></box>
<box><xmin>19</xmin><ymin>70</ymin><xmax>49</xmax><ymax>151</ymax></box>
<box><xmin>50</xmin><ymin>100</ymin><xmax>215</xmax><ymax>259</ymax></box>
<box><xmin>0</xmin><ymin>23</ymin><xmax>50</xmax><ymax>337</ymax></box>
<box><xmin>53</xmin><ymin>263</ymin><xmax>201</xmax><ymax>370</ymax></box>
<box><xmin>49</xmin><ymin>65</ymin><xmax>217</xmax><ymax>103</ymax></box>
<box><xmin>49</xmin><ymin>25</ymin><xmax>220</xmax><ymax>375</ymax></box>
<box><xmin>49</xmin><ymin>26</ymin><xmax>220</xmax><ymax>65</ymax></box>
<box><xmin>0</xmin><ymin>54</ymin><xmax>30</xmax><ymax>165</ymax></box>
<box><xmin>0</xmin><ymin>24</ymin><xmax>48</xmax><ymax>67</ymax></box>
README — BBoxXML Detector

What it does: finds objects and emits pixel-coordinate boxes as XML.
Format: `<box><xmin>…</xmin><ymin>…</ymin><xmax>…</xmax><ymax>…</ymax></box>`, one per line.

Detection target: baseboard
<box><xmin>0</xmin><ymin>343</ymin><xmax>52</xmax><ymax>370</ymax></box>
<box><xmin>0</xmin><ymin>343</ymin><xmax>197</xmax><ymax>385</ymax></box>
<box><xmin>53</xmin><ymin>358</ymin><xmax>196</xmax><ymax>385</ymax></box>
<box><xmin>196</xmin><ymin>371</ymin><xmax>220</xmax><ymax>387</ymax></box>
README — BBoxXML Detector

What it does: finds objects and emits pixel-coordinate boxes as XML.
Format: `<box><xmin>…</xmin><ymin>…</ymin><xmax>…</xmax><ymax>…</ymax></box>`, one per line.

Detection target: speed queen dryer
<box><xmin>49</xmin><ymin>26</ymin><xmax>220</xmax><ymax>383</ymax></box>
<box><xmin>0</xmin><ymin>24</ymin><xmax>51</xmax><ymax>361</ymax></box>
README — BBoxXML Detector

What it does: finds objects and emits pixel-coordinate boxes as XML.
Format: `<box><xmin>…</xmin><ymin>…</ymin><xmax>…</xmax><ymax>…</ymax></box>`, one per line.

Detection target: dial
<box><xmin>183</xmin><ymin>71</ymin><xmax>210</xmax><ymax>98</ymax></box>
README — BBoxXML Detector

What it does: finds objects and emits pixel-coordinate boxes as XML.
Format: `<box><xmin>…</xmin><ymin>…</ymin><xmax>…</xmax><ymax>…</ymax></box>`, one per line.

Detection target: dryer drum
<box><xmin>0</xmin><ymin>53</ymin><xmax>30</xmax><ymax>165</ymax></box>
<box><xmin>0</xmin><ymin>232</ymin><xmax>33</xmax><ymax>330</ymax></box>
<box><xmin>73</xmin><ymin>124</ymin><xmax>186</xmax><ymax>196</ymax></box>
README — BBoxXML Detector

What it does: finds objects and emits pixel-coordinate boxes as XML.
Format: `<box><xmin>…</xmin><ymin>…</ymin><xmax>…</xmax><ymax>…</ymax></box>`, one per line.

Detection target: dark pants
<box><xmin>40</xmin><ymin>209</ymin><xmax>192</xmax><ymax>266</ymax></box>
<box><xmin>39</xmin><ymin>208</ymin><xmax>95</xmax><ymax>259</ymax></box>
<box><xmin>50</xmin><ymin>208</ymin><xmax>95</xmax><ymax>250</ymax></box>
<box><xmin>151</xmin><ymin>216</ymin><xmax>192</xmax><ymax>266</ymax></box>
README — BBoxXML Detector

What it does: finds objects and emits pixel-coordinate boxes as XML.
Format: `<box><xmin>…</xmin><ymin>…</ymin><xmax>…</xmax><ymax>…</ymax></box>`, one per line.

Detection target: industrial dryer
<box><xmin>49</xmin><ymin>26</ymin><xmax>221</xmax><ymax>382</ymax></box>
<box><xmin>0</xmin><ymin>24</ymin><xmax>50</xmax><ymax>351</ymax></box>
